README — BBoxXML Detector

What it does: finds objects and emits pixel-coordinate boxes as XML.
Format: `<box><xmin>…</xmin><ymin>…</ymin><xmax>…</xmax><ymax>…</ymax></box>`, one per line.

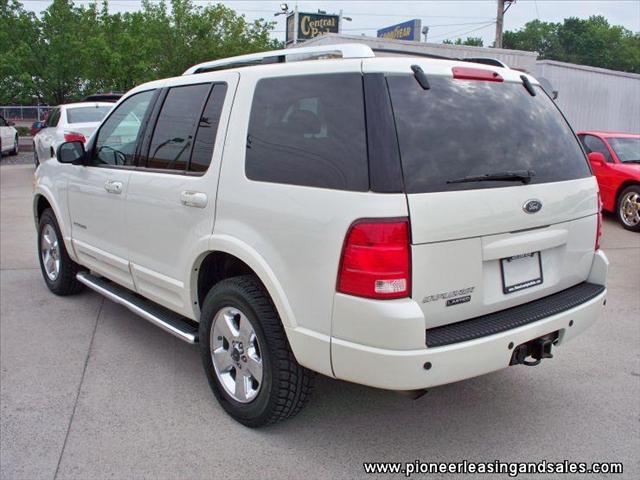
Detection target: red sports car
<box><xmin>578</xmin><ymin>131</ymin><xmax>640</xmax><ymax>231</ymax></box>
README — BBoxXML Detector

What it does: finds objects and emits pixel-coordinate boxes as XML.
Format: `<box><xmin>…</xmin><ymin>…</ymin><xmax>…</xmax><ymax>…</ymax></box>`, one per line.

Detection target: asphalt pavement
<box><xmin>1</xmin><ymin>155</ymin><xmax>639</xmax><ymax>479</ymax></box>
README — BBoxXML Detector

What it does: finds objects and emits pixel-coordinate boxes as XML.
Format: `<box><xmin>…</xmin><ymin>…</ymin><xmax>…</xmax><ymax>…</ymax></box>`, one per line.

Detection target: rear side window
<box><xmin>147</xmin><ymin>83</ymin><xmax>211</xmax><ymax>171</ymax></box>
<box><xmin>246</xmin><ymin>73</ymin><xmax>368</xmax><ymax>191</ymax></box>
<box><xmin>46</xmin><ymin>108</ymin><xmax>60</xmax><ymax>128</ymax></box>
<box><xmin>387</xmin><ymin>75</ymin><xmax>591</xmax><ymax>193</ymax></box>
<box><xmin>190</xmin><ymin>84</ymin><xmax>228</xmax><ymax>172</ymax></box>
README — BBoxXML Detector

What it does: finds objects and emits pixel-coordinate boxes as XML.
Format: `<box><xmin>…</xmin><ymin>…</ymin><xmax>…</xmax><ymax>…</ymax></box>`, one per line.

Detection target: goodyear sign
<box><xmin>287</xmin><ymin>12</ymin><xmax>340</xmax><ymax>43</ymax></box>
<box><xmin>377</xmin><ymin>19</ymin><xmax>422</xmax><ymax>41</ymax></box>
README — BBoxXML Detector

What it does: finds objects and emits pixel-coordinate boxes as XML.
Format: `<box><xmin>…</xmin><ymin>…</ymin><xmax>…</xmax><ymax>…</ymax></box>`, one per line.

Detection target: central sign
<box><xmin>286</xmin><ymin>11</ymin><xmax>340</xmax><ymax>43</ymax></box>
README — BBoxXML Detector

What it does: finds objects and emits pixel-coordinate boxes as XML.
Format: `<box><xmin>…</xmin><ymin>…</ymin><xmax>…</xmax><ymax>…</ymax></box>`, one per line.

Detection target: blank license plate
<box><xmin>500</xmin><ymin>252</ymin><xmax>543</xmax><ymax>294</ymax></box>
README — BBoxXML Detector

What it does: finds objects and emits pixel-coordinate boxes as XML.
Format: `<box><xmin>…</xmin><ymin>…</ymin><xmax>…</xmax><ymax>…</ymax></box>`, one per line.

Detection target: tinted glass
<box><xmin>608</xmin><ymin>137</ymin><xmax>640</xmax><ymax>163</ymax></box>
<box><xmin>94</xmin><ymin>90</ymin><xmax>154</xmax><ymax>166</ymax></box>
<box><xmin>387</xmin><ymin>75</ymin><xmax>591</xmax><ymax>193</ymax></box>
<box><xmin>146</xmin><ymin>83</ymin><xmax>211</xmax><ymax>171</ymax></box>
<box><xmin>190</xmin><ymin>83</ymin><xmax>228</xmax><ymax>172</ymax></box>
<box><xmin>67</xmin><ymin>106</ymin><xmax>111</xmax><ymax>124</ymax></box>
<box><xmin>580</xmin><ymin>135</ymin><xmax>612</xmax><ymax>162</ymax></box>
<box><xmin>46</xmin><ymin>109</ymin><xmax>60</xmax><ymax>128</ymax></box>
<box><xmin>246</xmin><ymin>73</ymin><xmax>368</xmax><ymax>191</ymax></box>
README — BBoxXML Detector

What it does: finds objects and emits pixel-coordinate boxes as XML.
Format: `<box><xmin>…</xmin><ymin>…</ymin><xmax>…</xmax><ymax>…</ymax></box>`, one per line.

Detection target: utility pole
<box><xmin>495</xmin><ymin>0</ymin><xmax>515</xmax><ymax>49</ymax></box>
<box><xmin>495</xmin><ymin>0</ymin><xmax>505</xmax><ymax>48</ymax></box>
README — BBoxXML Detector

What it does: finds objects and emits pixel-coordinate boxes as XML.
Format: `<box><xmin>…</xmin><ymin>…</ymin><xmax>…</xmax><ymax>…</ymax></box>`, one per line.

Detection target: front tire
<box><xmin>199</xmin><ymin>275</ymin><xmax>314</xmax><ymax>427</ymax></box>
<box><xmin>37</xmin><ymin>208</ymin><xmax>84</xmax><ymax>295</ymax></box>
<box><xmin>617</xmin><ymin>185</ymin><xmax>640</xmax><ymax>232</ymax></box>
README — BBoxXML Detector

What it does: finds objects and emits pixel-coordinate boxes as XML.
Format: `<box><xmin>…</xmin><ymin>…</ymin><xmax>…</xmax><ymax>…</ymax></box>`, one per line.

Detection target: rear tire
<box><xmin>616</xmin><ymin>185</ymin><xmax>640</xmax><ymax>232</ymax></box>
<box><xmin>37</xmin><ymin>208</ymin><xmax>85</xmax><ymax>295</ymax></box>
<box><xmin>10</xmin><ymin>135</ymin><xmax>18</xmax><ymax>155</ymax></box>
<box><xmin>199</xmin><ymin>275</ymin><xmax>314</xmax><ymax>427</ymax></box>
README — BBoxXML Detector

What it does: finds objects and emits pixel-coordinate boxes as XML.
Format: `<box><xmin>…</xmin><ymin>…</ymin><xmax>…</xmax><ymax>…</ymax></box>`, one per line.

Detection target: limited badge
<box><xmin>446</xmin><ymin>295</ymin><xmax>471</xmax><ymax>307</ymax></box>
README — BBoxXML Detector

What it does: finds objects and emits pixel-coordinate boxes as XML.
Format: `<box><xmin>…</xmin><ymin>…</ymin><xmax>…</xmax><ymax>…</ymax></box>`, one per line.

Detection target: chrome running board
<box><xmin>76</xmin><ymin>272</ymin><xmax>198</xmax><ymax>344</ymax></box>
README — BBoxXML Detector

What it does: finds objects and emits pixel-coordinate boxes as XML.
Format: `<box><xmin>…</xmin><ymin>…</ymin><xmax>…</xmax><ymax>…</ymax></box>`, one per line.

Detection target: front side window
<box><xmin>93</xmin><ymin>90</ymin><xmax>155</xmax><ymax>166</ymax></box>
<box><xmin>580</xmin><ymin>135</ymin><xmax>613</xmax><ymax>162</ymax></box>
<box><xmin>388</xmin><ymin>75</ymin><xmax>591</xmax><ymax>193</ymax></box>
<box><xmin>67</xmin><ymin>106</ymin><xmax>111</xmax><ymax>124</ymax></box>
<box><xmin>245</xmin><ymin>73</ymin><xmax>369</xmax><ymax>191</ymax></box>
<box><xmin>608</xmin><ymin>137</ymin><xmax>640</xmax><ymax>163</ymax></box>
<box><xmin>146</xmin><ymin>83</ymin><xmax>211</xmax><ymax>171</ymax></box>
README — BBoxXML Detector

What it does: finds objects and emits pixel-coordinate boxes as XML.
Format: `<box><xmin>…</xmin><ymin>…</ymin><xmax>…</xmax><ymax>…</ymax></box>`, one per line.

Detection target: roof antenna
<box><xmin>411</xmin><ymin>65</ymin><xmax>430</xmax><ymax>90</ymax></box>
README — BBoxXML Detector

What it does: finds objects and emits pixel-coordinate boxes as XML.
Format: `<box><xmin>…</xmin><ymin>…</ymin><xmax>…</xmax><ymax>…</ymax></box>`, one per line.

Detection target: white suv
<box><xmin>33</xmin><ymin>44</ymin><xmax>609</xmax><ymax>427</ymax></box>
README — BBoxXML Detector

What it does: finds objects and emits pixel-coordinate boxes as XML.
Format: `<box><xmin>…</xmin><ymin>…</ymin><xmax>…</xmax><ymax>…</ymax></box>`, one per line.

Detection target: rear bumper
<box><xmin>331</xmin><ymin>250</ymin><xmax>608</xmax><ymax>390</ymax></box>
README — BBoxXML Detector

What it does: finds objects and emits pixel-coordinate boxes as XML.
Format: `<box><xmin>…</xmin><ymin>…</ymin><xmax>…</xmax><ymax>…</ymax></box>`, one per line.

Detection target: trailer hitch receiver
<box><xmin>510</xmin><ymin>331</ymin><xmax>559</xmax><ymax>367</ymax></box>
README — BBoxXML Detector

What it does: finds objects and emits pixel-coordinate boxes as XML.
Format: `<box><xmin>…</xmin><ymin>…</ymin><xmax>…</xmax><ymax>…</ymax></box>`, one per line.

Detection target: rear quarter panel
<box><xmin>213</xmin><ymin>60</ymin><xmax>408</xmax><ymax>374</ymax></box>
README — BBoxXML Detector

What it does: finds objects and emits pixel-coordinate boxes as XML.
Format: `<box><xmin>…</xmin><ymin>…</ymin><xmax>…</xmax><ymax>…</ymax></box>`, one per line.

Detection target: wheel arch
<box><xmin>33</xmin><ymin>188</ymin><xmax>77</xmax><ymax>262</ymax></box>
<box><xmin>190</xmin><ymin>235</ymin><xmax>298</xmax><ymax>331</ymax></box>
<box><xmin>615</xmin><ymin>180</ymin><xmax>640</xmax><ymax>210</ymax></box>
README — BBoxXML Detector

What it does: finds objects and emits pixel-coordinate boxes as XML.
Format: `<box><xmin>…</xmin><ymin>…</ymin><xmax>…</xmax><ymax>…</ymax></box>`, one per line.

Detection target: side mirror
<box><xmin>588</xmin><ymin>152</ymin><xmax>606</xmax><ymax>166</ymax></box>
<box><xmin>57</xmin><ymin>141</ymin><xmax>86</xmax><ymax>164</ymax></box>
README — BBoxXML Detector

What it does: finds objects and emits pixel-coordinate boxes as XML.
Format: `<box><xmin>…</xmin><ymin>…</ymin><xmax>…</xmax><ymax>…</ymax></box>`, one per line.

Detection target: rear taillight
<box><xmin>595</xmin><ymin>193</ymin><xmax>603</xmax><ymax>251</ymax></box>
<box><xmin>452</xmin><ymin>66</ymin><xmax>503</xmax><ymax>82</ymax></box>
<box><xmin>64</xmin><ymin>131</ymin><xmax>86</xmax><ymax>143</ymax></box>
<box><xmin>337</xmin><ymin>218</ymin><xmax>411</xmax><ymax>300</ymax></box>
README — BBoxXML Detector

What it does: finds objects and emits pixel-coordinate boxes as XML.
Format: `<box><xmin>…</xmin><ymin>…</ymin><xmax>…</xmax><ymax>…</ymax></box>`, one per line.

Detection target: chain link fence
<box><xmin>0</xmin><ymin>106</ymin><xmax>51</xmax><ymax>122</ymax></box>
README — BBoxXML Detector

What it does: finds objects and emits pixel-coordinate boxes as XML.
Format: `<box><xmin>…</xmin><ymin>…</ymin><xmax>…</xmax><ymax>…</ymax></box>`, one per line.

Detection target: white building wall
<box><xmin>535</xmin><ymin>60</ymin><xmax>640</xmax><ymax>133</ymax></box>
<box><xmin>296</xmin><ymin>33</ymin><xmax>538</xmax><ymax>72</ymax></box>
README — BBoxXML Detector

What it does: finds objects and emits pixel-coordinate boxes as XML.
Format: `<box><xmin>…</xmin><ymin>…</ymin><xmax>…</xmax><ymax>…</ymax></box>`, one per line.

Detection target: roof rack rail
<box><xmin>371</xmin><ymin>47</ymin><xmax>452</xmax><ymax>60</ymax></box>
<box><xmin>463</xmin><ymin>57</ymin><xmax>508</xmax><ymax>68</ymax></box>
<box><xmin>371</xmin><ymin>47</ymin><xmax>509</xmax><ymax>68</ymax></box>
<box><xmin>183</xmin><ymin>43</ymin><xmax>375</xmax><ymax>75</ymax></box>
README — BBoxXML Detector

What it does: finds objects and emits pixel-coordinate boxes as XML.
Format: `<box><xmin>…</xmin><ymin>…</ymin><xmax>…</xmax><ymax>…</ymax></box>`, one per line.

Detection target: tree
<box><xmin>443</xmin><ymin>37</ymin><xmax>484</xmax><ymax>47</ymax></box>
<box><xmin>0</xmin><ymin>0</ymin><xmax>281</xmax><ymax>104</ymax></box>
<box><xmin>0</xmin><ymin>0</ymin><xmax>43</xmax><ymax>103</ymax></box>
<box><xmin>503</xmin><ymin>16</ymin><xmax>640</xmax><ymax>73</ymax></box>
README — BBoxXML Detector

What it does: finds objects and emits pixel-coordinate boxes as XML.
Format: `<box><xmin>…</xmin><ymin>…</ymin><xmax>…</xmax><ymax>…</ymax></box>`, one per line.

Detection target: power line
<box><xmin>427</xmin><ymin>21</ymin><xmax>496</xmax><ymax>42</ymax></box>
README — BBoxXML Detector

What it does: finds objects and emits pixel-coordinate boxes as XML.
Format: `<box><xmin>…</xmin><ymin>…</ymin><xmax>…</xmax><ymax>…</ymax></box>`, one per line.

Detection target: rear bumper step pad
<box><xmin>425</xmin><ymin>282</ymin><xmax>605</xmax><ymax>348</ymax></box>
<box><xmin>76</xmin><ymin>272</ymin><xmax>198</xmax><ymax>343</ymax></box>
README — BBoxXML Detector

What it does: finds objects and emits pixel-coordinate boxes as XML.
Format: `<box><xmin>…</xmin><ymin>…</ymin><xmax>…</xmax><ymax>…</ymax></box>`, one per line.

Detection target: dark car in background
<box><xmin>30</xmin><ymin>121</ymin><xmax>46</xmax><ymax>136</ymax></box>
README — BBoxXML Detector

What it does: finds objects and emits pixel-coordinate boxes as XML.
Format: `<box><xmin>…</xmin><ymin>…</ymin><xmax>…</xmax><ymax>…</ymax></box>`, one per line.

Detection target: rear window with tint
<box><xmin>387</xmin><ymin>75</ymin><xmax>591</xmax><ymax>193</ymax></box>
<box><xmin>245</xmin><ymin>73</ymin><xmax>369</xmax><ymax>191</ymax></box>
<box><xmin>67</xmin><ymin>106</ymin><xmax>111</xmax><ymax>124</ymax></box>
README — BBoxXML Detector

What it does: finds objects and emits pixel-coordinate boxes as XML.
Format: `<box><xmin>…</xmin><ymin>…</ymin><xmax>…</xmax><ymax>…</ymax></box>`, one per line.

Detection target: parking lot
<box><xmin>1</xmin><ymin>153</ymin><xmax>639</xmax><ymax>479</ymax></box>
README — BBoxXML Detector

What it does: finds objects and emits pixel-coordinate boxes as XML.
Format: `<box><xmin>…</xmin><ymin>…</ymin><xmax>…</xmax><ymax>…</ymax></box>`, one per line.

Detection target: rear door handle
<box><xmin>180</xmin><ymin>191</ymin><xmax>208</xmax><ymax>208</ymax></box>
<box><xmin>104</xmin><ymin>180</ymin><xmax>123</xmax><ymax>194</ymax></box>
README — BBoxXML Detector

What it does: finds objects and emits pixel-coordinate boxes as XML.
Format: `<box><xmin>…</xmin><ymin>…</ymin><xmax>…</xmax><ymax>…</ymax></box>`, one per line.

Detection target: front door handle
<box><xmin>104</xmin><ymin>180</ymin><xmax>123</xmax><ymax>194</ymax></box>
<box><xmin>180</xmin><ymin>191</ymin><xmax>208</xmax><ymax>208</ymax></box>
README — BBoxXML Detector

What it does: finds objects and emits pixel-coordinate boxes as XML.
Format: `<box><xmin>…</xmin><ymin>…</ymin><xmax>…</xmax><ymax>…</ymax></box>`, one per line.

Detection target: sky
<box><xmin>21</xmin><ymin>0</ymin><xmax>640</xmax><ymax>46</ymax></box>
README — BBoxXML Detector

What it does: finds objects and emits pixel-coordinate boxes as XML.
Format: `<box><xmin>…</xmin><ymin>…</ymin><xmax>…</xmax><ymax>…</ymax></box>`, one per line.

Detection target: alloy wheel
<box><xmin>40</xmin><ymin>224</ymin><xmax>61</xmax><ymax>281</ymax></box>
<box><xmin>210</xmin><ymin>306</ymin><xmax>263</xmax><ymax>403</ymax></box>
<box><xmin>619</xmin><ymin>191</ymin><xmax>640</xmax><ymax>227</ymax></box>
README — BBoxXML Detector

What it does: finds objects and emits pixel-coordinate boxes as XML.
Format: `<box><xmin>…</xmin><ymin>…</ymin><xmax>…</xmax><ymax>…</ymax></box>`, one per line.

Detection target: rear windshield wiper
<box><xmin>446</xmin><ymin>170</ymin><xmax>535</xmax><ymax>184</ymax></box>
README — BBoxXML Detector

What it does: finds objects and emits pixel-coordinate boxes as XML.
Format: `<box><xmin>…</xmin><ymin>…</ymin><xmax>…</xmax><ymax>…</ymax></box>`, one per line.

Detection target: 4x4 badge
<box><xmin>523</xmin><ymin>199</ymin><xmax>543</xmax><ymax>214</ymax></box>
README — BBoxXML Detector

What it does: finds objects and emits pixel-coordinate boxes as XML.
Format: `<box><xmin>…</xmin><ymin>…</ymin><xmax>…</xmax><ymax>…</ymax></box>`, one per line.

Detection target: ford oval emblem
<box><xmin>523</xmin><ymin>199</ymin><xmax>543</xmax><ymax>214</ymax></box>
